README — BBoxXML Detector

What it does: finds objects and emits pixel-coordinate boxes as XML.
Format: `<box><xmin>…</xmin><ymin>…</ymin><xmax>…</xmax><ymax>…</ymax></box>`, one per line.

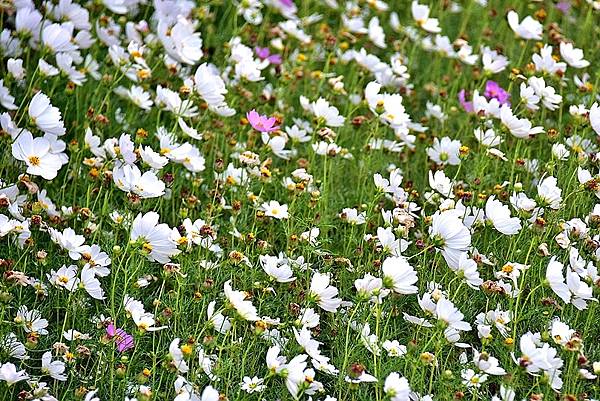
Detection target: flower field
<box><xmin>1</xmin><ymin>0</ymin><xmax>600</xmax><ymax>400</ymax></box>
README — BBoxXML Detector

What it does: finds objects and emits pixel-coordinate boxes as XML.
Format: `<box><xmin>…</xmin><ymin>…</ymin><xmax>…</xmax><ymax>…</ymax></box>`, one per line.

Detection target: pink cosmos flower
<box><xmin>247</xmin><ymin>110</ymin><xmax>280</xmax><ymax>132</ymax></box>
<box><xmin>106</xmin><ymin>323</ymin><xmax>134</xmax><ymax>352</ymax></box>
<box><xmin>484</xmin><ymin>81</ymin><xmax>510</xmax><ymax>106</ymax></box>
<box><xmin>255</xmin><ymin>47</ymin><xmax>282</xmax><ymax>65</ymax></box>
<box><xmin>458</xmin><ymin>90</ymin><xmax>474</xmax><ymax>113</ymax></box>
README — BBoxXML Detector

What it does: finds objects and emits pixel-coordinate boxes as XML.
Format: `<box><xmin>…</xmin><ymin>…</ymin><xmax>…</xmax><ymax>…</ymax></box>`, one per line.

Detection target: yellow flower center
<box><xmin>28</xmin><ymin>156</ymin><xmax>41</xmax><ymax>166</ymax></box>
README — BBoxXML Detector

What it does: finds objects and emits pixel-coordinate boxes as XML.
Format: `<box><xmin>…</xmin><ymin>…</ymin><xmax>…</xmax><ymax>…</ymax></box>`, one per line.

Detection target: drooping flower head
<box><xmin>247</xmin><ymin>109</ymin><xmax>280</xmax><ymax>132</ymax></box>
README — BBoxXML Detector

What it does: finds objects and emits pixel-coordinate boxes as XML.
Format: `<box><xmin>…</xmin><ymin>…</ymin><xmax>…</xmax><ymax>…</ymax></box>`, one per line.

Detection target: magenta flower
<box><xmin>106</xmin><ymin>324</ymin><xmax>134</xmax><ymax>353</ymax></box>
<box><xmin>255</xmin><ymin>47</ymin><xmax>282</xmax><ymax>65</ymax></box>
<box><xmin>555</xmin><ymin>1</ymin><xmax>570</xmax><ymax>13</ymax></box>
<box><xmin>484</xmin><ymin>81</ymin><xmax>510</xmax><ymax>106</ymax></box>
<box><xmin>247</xmin><ymin>110</ymin><xmax>280</xmax><ymax>132</ymax></box>
<box><xmin>458</xmin><ymin>90</ymin><xmax>474</xmax><ymax>113</ymax></box>
<box><xmin>279</xmin><ymin>0</ymin><xmax>294</xmax><ymax>7</ymax></box>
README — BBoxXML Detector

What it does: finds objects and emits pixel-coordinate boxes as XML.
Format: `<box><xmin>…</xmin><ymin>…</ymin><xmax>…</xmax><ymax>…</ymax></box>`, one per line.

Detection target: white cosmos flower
<box><xmin>481</xmin><ymin>46</ymin><xmax>509</xmax><ymax>74</ymax></box>
<box><xmin>130</xmin><ymin>212</ymin><xmax>180</xmax><ymax>264</ymax></box>
<box><xmin>507</xmin><ymin>10</ymin><xmax>542</xmax><ymax>40</ymax></box>
<box><xmin>510</xmin><ymin>192</ymin><xmax>537</xmax><ymax>212</ymax></box>
<box><xmin>486</xmin><ymin>196</ymin><xmax>521</xmax><ymax>235</ymax></box>
<box><xmin>343</xmin><ymin>15</ymin><xmax>367</xmax><ymax>34</ymax></box>
<box><xmin>169</xmin><ymin>338</ymin><xmax>189</xmax><ymax>374</ymax></box>
<box><xmin>194</xmin><ymin>63</ymin><xmax>228</xmax><ymax>107</ymax></box>
<box><xmin>285</xmin><ymin>354</ymin><xmax>309</xmax><ymax>399</ymax></box>
<box><xmin>15</xmin><ymin>7</ymin><xmax>42</xmax><ymax>35</ymax></box>
<box><xmin>368</xmin><ymin>17</ymin><xmax>386</xmax><ymax>48</ymax></box>
<box><xmin>473</xmin><ymin>349</ymin><xmax>506</xmax><ymax>375</ymax></box>
<box><xmin>48</xmin><ymin>264</ymin><xmax>79</xmax><ymax>291</ymax></box>
<box><xmin>559</xmin><ymin>42</ymin><xmax>589</xmax><ymax>68</ymax></box>
<box><xmin>301</xmin><ymin>96</ymin><xmax>345</xmax><ymax>127</ymax></box>
<box><xmin>500</xmin><ymin>105</ymin><xmax>544</xmax><ymax>139</ymax></box>
<box><xmin>549</xmin><ymin>319</ymin><xmax>575</xmax><ymax>347</ymax></box>
<box><xmin>461</xmin><ymin>368</ymin><xmax>487</xmax><ymax>388</ymax></box>
<box><xmin>80</xmin><ymin>266</ymin><xmax>105</xmax><ymax>300</ymax></box>
<box><xmin>156</xmin><ymin>85</ymin><xmax>198</xmax><ymax>118</ymax></box>
<box><xmin>266</xmin><ymin>345</ymin><xmax>287</xmax><ymax>375</ymax></box>
<box><xmin>537</xmin><ymin>176</ymin><xmax>562</xmax><ymax>209</ymax></box>
<box><xmin>566</xmin><ymin>270</ymin><xmax>594</xmax><ymax>310</ymax></box>
<box><xmin>457</xmin><ymin>43</ymin><xmax>478</xmax><ymax>65</ymax></box>
<box><xmin>157</xmin><ymin>16</ymin><xmax>203</xmax><ymax>65</ymax></box>
<box><xmin>56</xmin><ymin>52</ymin><xmax>86</xmax><ymax>85</ymax></box>
<box><xmin>28</xmin><ymin>91</ymin><xmax>66</xmax><ymax>136</ymax></box>
<box><xmin>42</xmin><ymin>23</ymin><xmax>77</xmax><ymax>54</ymax></box>
<box><xmin>382</xmin><ymin>340</ymin><xmax>407</xmax><ymax>357</ymax></box>
<box><xmin>520</xmin><ymin>82</ymin><xmax>540</xmax><ymax>111</ymax></box>
<box><xmin>140</xmin><ymin>146</ymin><xmax>169</xmax><ymax>169</ymax></box>
<box><xmin>241</xmin><ymin>375</ymin><xmax>266</xmax><ymax>394</ymax></box>
<box><xmin>41</xmin><ymin>351</ymin><xmax>67</xmax><ymax>381</ymax></box>
<box><xmin>123</xmin><ymin>85</ymin><xmax>153</xmax><ymax>110</ymax></box>
<box><xmin>12</xmin><ymin>130</ymin><xmax>63</xmax><ymax>180</ymax></box>
<box><xmin>294</xmin><ymin>327</ymin><xmax>326</xmax><ymax>361</ymax></box>
<box><xmin>279</xmin><ymin>20</ymin><xmax>311</xmax><ymax>44</ymax></box>
<box><xmin>381</xmin><ymin>256</ymin><xmax>418</xmax><ymax>294</ymax></box>
<box><xmin>377</xmin><ymin>226</ymin><xmax>408</xmax><ymax>256</ymax></box>
<box><xmin>516</xmin><ymin>332</ymin><xmax>563</xmax><ymax>375</ymax></box>
<box><xmin>7</xmin><ymin>58</ymin><xmax>25</xmax><ymax>81</ymax></box>
<box><xmin>546</xmin><ymin>257</ymin><xmax>571</xmax><ymax>304</ymax></box>
<box><xmin>0</xmin><ymin>362</ymin><xmax>29</xmax><ymax>385</ymax></box>
<box><xmin>435</xmin><ymin>298</ymin><xmax>471</xmax><ymax>332</ymax></box>
<box><xmin>207</xmin><ymin>301</ymin><xmax>231</xmax><ymax>334</ymax></box>
<box><xmin>298</xmin><ymin>308</ymin><xmax>320</xmax><ymax>329</ymax></box>
<box><xmin>474</xmin><ymin>128</ymin><xmax>503</xmax><ymax>147</ymax></box>
<box><xmin>430</xmin><ymin>210</ymin><xmax>471</xmax><ymax>267</ymax></box>
<box><xmin>364</xmin><ymin>82</ymin><xmax>411</xmax><ymax>131</ymax></box>
<box><xmin>128</xmin><ymin>302</ymin><xmax>165</xmax><ymax>332</ymax></box>
<box><xmin>384</xmin><ymin>372</ymin><xmax>411</xmax><ymax>401</ymax></box>
<box><xmin>113</xmin><ymin>163</ymin><xmax>165</xmax><ymax>199</ymax></box>
<box><xmin>428</xmin><ymin>170</ymin><xmax>454</xmax><ymax>197</ymax></box>
<box><xmin>0</xmin><ymin>79</ymin><xmax>18</xmax><ymax>110</ymax></box>
<box><xmin>532</xmin><ymin>45</ymin><xmax>566</xmax><ymax>75</ymax></box>
<box><xmin>15</xmin><ymin>306</ymin><xmax>48</xmax><ymax>335</ymax></box>
<box><xmin>411</xmin><ymin>1</ymin><xmax>441</xmax><ymax>33</ymax></box>
<box><xmin>427</xmin><ymin>137</ymin><xmax>461</xmax><ymax>165</ymax></box>
<box><xmin>260</xmin><ymin>200</ymin><xmax>289</xmax><ymax>220</ymax></box>
<box><xmin>260</xmin><ymin>254</ymin><xmax>296</xmax><ymax>283</ymax></box>
<box><xmin>454</xmin><ymin>252</ymin><xmax>483</xmax><ymax>289</ymax></box>
<box><xmin>48</xmin><ymin>227</ymin><xmax>85</xmax><ymax>260</ymax></box>
<box><xmin>355</xmin><ymin>273</ymin><xmax>387</xmax><ymax>303</ymax></box>
<box><xmin>589</xmin><ymin>103</ymin><xmax>600</xmax><ymax>136</ymax></box>
<box><xmin>224</xmin><ymin>280</ymin><xmax>259</xmax><ymax>321</ymax></box>
<box><xmin>551</xmin><ymin>143</ymin><xmax>569</xmax><ymax>160</ymax></box>
<box><xmin>1</xmin><ymin>333</ymin><xmax>27</xmax><ymax>360</ymax></box>
<box><xmin>309</xmin><ymin>272</ymin><xmax>342</xmax><ymax>312</ymax></box>
<box><xmin>527</xmin><ymin>77</ymin><xmax>562</xmax><ymax>111</ymax></box>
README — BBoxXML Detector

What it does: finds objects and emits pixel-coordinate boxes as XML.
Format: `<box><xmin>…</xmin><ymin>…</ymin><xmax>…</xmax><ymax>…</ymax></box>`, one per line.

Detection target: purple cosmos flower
<box><xmin>255</xmin><ymin>47</ymin><xmax>282</xmax><ymax>65</ymax></box>
<box><xmin>484</xmin><ymin>81</ymin><xmax>510</xmax><ymax>106</ymax></box>
<box><xmin>279</xmin><ymin>0</ymin><xmax>294</xmax><ymax>7</ymax></box>
<box><xmin>458</xmin><ymin>90</ymin><xmax>474</xmax><ymax>113</ymax></box>
<box><xmin>106</xmin><ymin>324</ymin><xmax>134</xmax><ymax>352</ymax></box>
<box><xmin>555</xmin><ymin>1</ymin><xmax>571</xmax><ymax>14</ymax></box>
<box><xmin>247</xmin><ymin>110</ymin><xmax>280</xmax><ymax>132</ymax></box>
